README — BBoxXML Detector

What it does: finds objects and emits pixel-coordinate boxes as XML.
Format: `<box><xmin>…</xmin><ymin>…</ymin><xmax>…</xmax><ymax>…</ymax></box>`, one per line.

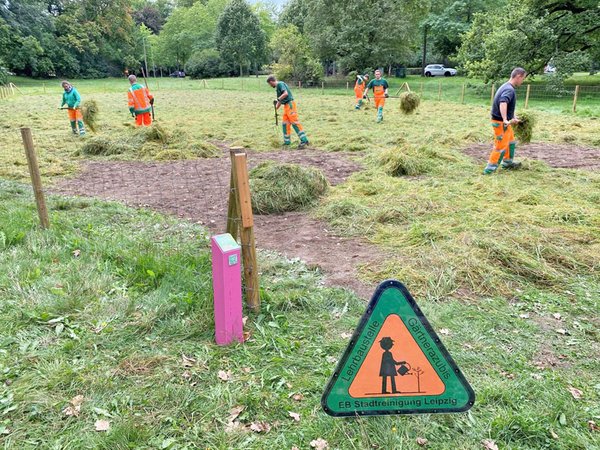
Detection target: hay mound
<box><xmin>249</xmin><ymin>162</ymin><xmax>329</xmax><ymax>214</ymax></box>
<box><xmin>376</xmin><ymin>145</ymin><xmax>433</xmax><ymax>176</ymax></box>
<box><xmin>399</xmin><ymin>92</ymin><xmax>421</xmax><ymax>114</ymax></box>
<box><xmin>80</xmin><ymin>137</ymin><xmax>133</xmax><ymax>156</ymax></box>
<box><xmin>81</xmin><ymin>100</ymin><xmax>99</xmax><ymax>132</ymax></box>
<box><xmin>513</xmin><ymin>111</ymin><xmax>535</xmax><ymax>143</ymax></box>
<box><xmin>142</xmin><ymin>124</ymin><xmax>169</xmax><ymax>144</ymax></box>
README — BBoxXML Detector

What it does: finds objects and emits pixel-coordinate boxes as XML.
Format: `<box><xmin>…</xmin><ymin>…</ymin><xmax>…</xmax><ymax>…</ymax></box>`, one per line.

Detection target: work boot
<box><xmin>483</xmin><ymin>163</ymin><xmax>498</xmax><ymax>175</ymax></box>
<box><xmin>501</xmin><ymin>159</ymin><xmax>522</xmax><ymax>170</ymax></box>
<box><xmin>298</xmin><ymin>141</ymin><xmax>309</xmax><ymax>149</ymax></box>
<box><xmin>70</xmin><ymin>121</ymin><xmax>78</xmax><ymax>135</ymax></box>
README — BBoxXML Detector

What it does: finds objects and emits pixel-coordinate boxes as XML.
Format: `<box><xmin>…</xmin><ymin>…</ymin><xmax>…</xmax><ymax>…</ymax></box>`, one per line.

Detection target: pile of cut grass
<box><xmin>514</xmin><ymin>111</ymin><xmax>536</xmax><ymax>143</ymax></box>
<box><xmin>249</xmin><ymin>162</ymin><xmax>329</xmax><ymax>214</ymax></box>
<box><xmin>80</xmin><ymin>124</ymin><xmax>171</xmax><ymax>157</ymax></box>
<box><xmin>374</xmin><ymin>145</ymin><xmax>434</xmax><ymax>176</ymax></box>
<box><xmin>399</xmin><ymin>92</ymin><xmax>421</xmax><ymax>114</ymax></box>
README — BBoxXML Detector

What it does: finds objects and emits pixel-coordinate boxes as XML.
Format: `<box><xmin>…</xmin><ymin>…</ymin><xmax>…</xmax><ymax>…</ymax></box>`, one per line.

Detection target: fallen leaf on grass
<box><xmin>416</xmin><ymin>437</ymin><xmax>428</xmax><ymax>446</ymax></box>
<box><xmin>310</xmin><ymin>438</ymin><xmax>329</xmax><ymax>449</ymax></box>
<box><xmin>243</xmin><ymin>331</ymin><xmax>252</xmax><ymax>342</ymax></box>
<box><xmin>72</xmin><ymin>249</ymin><xmax>81</xmax><ymax>257</ymax></box>
<box><xmin>249</xmin><ymin>421</ymin><xmax>271</xmax><ymax>433</ymax></box>
<box><xmin>558</xmin><ymin>413</ymin><xmax>567</xmax><ymax>426</ymax></box>
<box><xmin>531</xmin><ymin>373</ymin><xmax>543</xmax><ymax>380</ymax></box>
<box><xmin>290</xmin><ymin>393</ymin><xmax>304</xmax><ymax>402</ymax></box>
<box><xmin>439</xmin><ymin>328</ymin><xmax>450</xmax><ymax>336</ymax></box>
<box><xmin>242</xmin><ymin>367</ymin><xmax>251</xmax><ymax>373</ymax></box>
<box><xmin>224</xmin><ymin>406</ymin><xmax>245</xmax><ymax>433</ymax></box>
<box><xmin>63</xmin><ymin>395</ymin><xmax>84</xmax><ymax>417</ymax></box>
<box><xmin>552</xmin><ymin>313</ymin><xmax>562</xmax><ymax>320</ymax></box>
<box><xmin>588</xmin><ymin>420</ymin><xmax>599</xmax><ymax>432</ymax></box>
<box><xmin>481</xmin><ymin>439</ymin><xmax>498</xmax><ymax>450</ymax></box>
<box><xmin>567</xmin><ymin>387</ymin><xmax>583</xmax><ymax>399</ymax></box>
<box><xmin>326</xmin><ymin>356</ymin><xmax>337</xmax><ymax>364</ymax></box>
<box><xmin>181</xmin><ymin>370</ymin><xmax>192</xmax><ymax>380</ymax></box>
<box><xmin>94</xmin><ymin>419</ymin><xmax>110</xmax><ymax>432</ymax></box>
<box><xmin>242</xmin><ymin>316</ymin><xmax>248</xmax><ymax>326</ymax></box>
<box><xmin>288</xmin><ymin>411</ymin><xmax>300</xmax><ymax>422</ymax></box>
<box><xmin>181</xmin><ymin>354</ymin><xmax>196</xmax><ymax>368</ymax></box>
<box><xmin>549</xmin><ymin>429</ymin><xmax>559</xmax><ymax>439</ymax></box>
<box><xmin>519</xmin><ymin>313</ymin><xmax>530</xmax><ymax>319</ymax></box>
<box><xmin>340</xmin><ymin>332</ymin><xmax>353</xmax><ymax>339</ymax></box>
<box><xmin>218</xmin><ymin>370</ymin><xmax>232</xmax><ymax>381</ymax></box>
<box><xmin>555</xmin><ymin>329</ymin><xmax>569</xmax><ymax>335</ymax></box>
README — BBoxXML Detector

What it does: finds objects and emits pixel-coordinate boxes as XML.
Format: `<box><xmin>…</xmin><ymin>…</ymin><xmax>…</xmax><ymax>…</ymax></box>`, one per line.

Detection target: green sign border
<box><xmin>321</xmin><ymin>280</ymin><xmax>475</xmax><ymax>417</ymax></box>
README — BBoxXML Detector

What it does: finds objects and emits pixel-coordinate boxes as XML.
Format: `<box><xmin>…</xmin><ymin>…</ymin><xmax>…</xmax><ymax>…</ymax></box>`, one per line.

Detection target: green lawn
<box><xmin>0</xmin><ymin>78</ymin><xmax>599</xmax><ymax>448</ymax></box>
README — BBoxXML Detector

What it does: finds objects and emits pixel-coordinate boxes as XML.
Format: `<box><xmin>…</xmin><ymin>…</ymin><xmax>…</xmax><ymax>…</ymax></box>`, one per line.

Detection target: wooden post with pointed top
<box><xmin>572</xmin><ymin>85</ymin><xmax>580</xmax><ymax>113</ymax></box>
<box><xmin>524</xmin><ymin>84</ymin><xmax>531</xmax><ymax>109</ymax></box>
<box><xmin>20</xmin><ymin>128</ymin><xmax>50</xmax><ymax>229</ymax></box>
<box><xmin>460</xmin><ymin>84</ymin><xmax>466</xmax><ymax>104</ymax></box>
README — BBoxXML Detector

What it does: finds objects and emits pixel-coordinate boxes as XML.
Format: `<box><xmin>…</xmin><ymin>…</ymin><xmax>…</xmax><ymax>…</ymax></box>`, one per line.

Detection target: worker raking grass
<box><xmin>354</xmin><ymin>73</ymin><xmax>370</xmax><ymax>110</ymax></box>
<box><xmin>60</xmin><ymin>81</ymin><xmax>85</xmax><ymax>136</ymax></box>
<box><xmin>128</xmin><ymin>74</ymin><xmax>155</xmax><ymax>127</ymax></box>
<box><xmin>365</xmin><ymin>70</ymin><xmax>389</xmax><ymax>123</ymax></box>
<box><xmin>267</xmin><ymin>75</ymin><xmax>309</xmax><ymax>149</ymax></box>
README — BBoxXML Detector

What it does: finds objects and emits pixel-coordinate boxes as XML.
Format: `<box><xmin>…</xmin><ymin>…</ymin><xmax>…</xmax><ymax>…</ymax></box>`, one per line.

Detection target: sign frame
<box><xmin>321</xmin><ymin>279</ymin><xmax>475</xmax><ymax>417</ymax></box>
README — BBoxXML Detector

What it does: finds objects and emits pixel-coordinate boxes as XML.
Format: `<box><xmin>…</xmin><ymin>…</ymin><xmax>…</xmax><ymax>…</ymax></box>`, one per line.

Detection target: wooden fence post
<box><xmin>20</xmin><ymin>128</ymin><xmax>50</xmax><ymax>229</ymax></box>
<box><xmin>226</xmin><ymin>149</ymin><xmax>260</xmax><ymax>311</ymax></box>
<box><xmin>321</xmin><ymin>81</ymin><xmax>324</xmax><ymax>95</ymax></box>
<box><xmin>490</xmin><ymin>83</ymin><xmax>496</xmax><ymax>106</ymax></box>
<box><xmin>346</xmin><ymin>81</ymin><xmax>349</xmax><ymax>90</ymax></box>
<box><xmin>572</xmin><ymin>85</ymin><xmax>580</xmax><ymax>113</ymax></box>
<box><xmin>460</xmin><ymin>84</ymin><xmax>465</xmax><ymax>104</ymax></box>
<box><xmin>437</xmin><ymin>81</ymin><xmax>442</xmax><ymax>101</ymax></box>
<box><xmin>524</xmin><ymin>84</ymin><xmax>531</xmax><ymax>109</ymax></box>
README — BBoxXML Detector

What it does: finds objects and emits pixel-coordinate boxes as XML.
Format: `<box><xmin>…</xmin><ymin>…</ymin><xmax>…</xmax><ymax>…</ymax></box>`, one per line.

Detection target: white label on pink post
<box><xmin>211</xmin><ymin>233</ymin><xmax>243</xmax><ymax>346</ymax></box>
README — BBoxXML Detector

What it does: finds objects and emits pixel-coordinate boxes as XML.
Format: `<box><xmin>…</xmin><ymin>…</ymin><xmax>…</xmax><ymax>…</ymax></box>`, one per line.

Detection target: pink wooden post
<box><xmin>211</xmin><ymin>233</ymin><xmax>243</xmax><ymax>345</ymax></box>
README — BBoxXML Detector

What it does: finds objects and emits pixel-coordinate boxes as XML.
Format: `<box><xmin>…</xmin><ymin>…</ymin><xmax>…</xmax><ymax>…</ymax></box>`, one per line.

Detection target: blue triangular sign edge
<box><xmin>321</xmin><ymin>279</ymin><xmax>476</xmax><ymax>417</ymax></box>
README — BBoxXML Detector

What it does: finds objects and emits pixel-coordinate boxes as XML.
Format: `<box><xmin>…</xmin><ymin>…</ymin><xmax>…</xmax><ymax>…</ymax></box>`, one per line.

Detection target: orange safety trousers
<box><xmin>135</xmin><ymin>112</ymin><xmax>152</xmax><ymax>127</ymax></box>
<box><xmin>283</xmin><ymin>101</ymin><xmax>303</xmax><ymax>129</ymax></box>
<box><xmin>67</xmin><ymin>108</ymin><xmax>83</xmax><ymax>121</ymax></box>
<box><xmin>488</xmin><ymin>120</ymin><xmax>515</xmax><ymax>164</ymax></box>
<box><xmin>373</xmin><ymin>85</ymin><xmax>386</xmax><ymax>108</ymax></box>
<box><xmin>354</xmin><ymin>83</ymin><xmax>365</xmax><ymax>100</ymax></box>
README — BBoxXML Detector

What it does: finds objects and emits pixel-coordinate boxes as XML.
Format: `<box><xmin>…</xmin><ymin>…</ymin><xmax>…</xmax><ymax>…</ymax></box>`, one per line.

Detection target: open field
<box><xmin>1</xmin><ymin>78</ymin><xmax>599</xmax><ymax>448</ymax></box>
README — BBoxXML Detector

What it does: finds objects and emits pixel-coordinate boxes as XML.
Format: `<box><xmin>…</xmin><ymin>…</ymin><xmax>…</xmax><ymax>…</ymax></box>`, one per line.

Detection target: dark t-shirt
<box><xmin>276</xmin><ymin>81</ymin><xmax>293</xmax><ymax>105</ymax></box>
<box><xmin>491</xmin><ymin>82</ymin><xmax>517</xmax><ymax>121</ymax></box>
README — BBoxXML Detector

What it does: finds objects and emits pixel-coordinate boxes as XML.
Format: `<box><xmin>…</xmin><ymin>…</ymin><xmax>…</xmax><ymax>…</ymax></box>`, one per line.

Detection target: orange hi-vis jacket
<box><xmin>128</xmin><ymin>83</ymin><xmax>153</xmax><ymax>114</ymax></box>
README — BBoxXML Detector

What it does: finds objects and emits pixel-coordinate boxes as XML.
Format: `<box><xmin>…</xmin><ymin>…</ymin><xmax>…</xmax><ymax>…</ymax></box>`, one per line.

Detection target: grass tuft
<box><xmin>513</xmin><ymin>111</ymin><xmax>536</xmax><ymax>143</ymax></box>
<box><xmin>249</xmin><ymin>162</ymin><xmax>329</xmax><ymax>214</ymax></box>
<box><xmin>81</xmin><ymin>99</ymin><xmax>99</xmax><ymax>133</ymax></box>
<box><xmin>399</xmin><ymin>92</ymin><xmax>421</xmax><ymax>114</ymax></box>
<box><xmin>374</xmin><ymin>145</ymin><xmax>434</xmax><ymax>176</ymax></box>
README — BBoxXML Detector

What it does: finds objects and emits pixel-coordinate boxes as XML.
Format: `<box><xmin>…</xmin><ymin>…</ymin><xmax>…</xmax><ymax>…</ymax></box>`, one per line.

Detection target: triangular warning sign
<box><xmin>322</xmin><ymin>280</ymin><xmax>475</xmax><ymax>417</ymax></box>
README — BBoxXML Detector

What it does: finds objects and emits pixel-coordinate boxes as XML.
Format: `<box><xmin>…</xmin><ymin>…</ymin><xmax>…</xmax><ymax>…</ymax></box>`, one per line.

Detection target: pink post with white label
<box><xmin>211</xmin><ymin>233</ymin><xmax>243</xmax><ymax>345</ymax></box>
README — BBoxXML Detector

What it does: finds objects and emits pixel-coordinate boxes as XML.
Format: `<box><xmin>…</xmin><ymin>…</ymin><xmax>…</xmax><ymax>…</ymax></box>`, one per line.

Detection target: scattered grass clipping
<box><xmin>249</xmin><ymin>162</ymin><xmax>329</xmax><ymax>214</ymax></box>
<box><xmin>81</xmin><ymin>99</ymin><xmax>99</xmax><ymax>132</ymax></box>
<box><xmin>513</xmin><ymin>111</ymin><xmax>536</xmax><ymax>143</ymax></box>
<box><xmin>399</xmin><ymin>92</ymin><xmax>421</xmax><ymax>114</ymax></box>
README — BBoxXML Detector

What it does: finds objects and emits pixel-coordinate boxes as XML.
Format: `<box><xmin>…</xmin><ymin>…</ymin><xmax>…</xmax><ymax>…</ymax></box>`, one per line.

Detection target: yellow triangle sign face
<box><xmin>322</xmin><ymin>280</ymin><xmax>475</xmax><ymax>417</ymax></box>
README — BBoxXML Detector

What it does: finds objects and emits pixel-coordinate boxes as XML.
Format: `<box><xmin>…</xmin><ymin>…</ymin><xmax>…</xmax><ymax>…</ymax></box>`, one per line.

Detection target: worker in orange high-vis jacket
<box><xmin>127</xmin><ymin>74</ymin><xmax>154</xmax><ymax>127</ymax></box>
<box><xmin>483</xmin><ymin>67</ymin><xmax>527</xmax><ymax>174</ymax></box>
<box><xmin>354</xmin><ymin>73</ymin><xmax>369</xmax><ymax>110</ymax></box>
<box><xmin>267</xmin><ymin>75</ymin><xmax>309</xmax><ymax>148</ymax></box>
<box><xmin>364</xmin><ymin>69</ymin><xmax>389</xmax><ymax>123</ymax></box>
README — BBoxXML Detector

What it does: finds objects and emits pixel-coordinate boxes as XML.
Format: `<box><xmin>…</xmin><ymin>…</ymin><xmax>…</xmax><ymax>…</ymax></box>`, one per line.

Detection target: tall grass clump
<box><xmin>249</xmin><ymin>162</ymin><xmax>329</xmax><ymax>214</ymax></box>
<box><xmin>399</xmin><ymin>92</ymin><xmax>421</xmax><ymax>114</ymax></box>
<box><xmin>81</xmin><ymin>99</ymin><xmax>99</xmax><ymax>132</ymax></box>
<box><xmin>513</xmin><ymin>111</ymin><xmax>535</xmax><ymax>143</ymax></box>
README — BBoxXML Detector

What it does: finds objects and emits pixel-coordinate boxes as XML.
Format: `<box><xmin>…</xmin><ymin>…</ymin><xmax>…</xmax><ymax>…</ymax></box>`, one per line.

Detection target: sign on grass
<box><xmin>321</xmin><ymin>280</ymin><xmax>475</xmax><ymax>417</ymax></box>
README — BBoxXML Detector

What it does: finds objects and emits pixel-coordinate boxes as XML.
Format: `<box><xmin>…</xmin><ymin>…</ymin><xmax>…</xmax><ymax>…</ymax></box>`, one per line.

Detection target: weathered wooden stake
<box><xmin>572</xmin><ymin>85</ymin><xmax>580</xmax><ymax>112</ymax></box>
<box><xmin>490</xmin><ymin>83</ymin><xmax>496</xmax><ymax>106</ymax></box>
<box><xmin>346</xmin><ymin>81</ymin><xmax>349</xmax><ymax>90</ymax></box>
<box><xmin>20</xmin><ymin>128</ymin><xmax>50</xmax><ymax>229</ymax></box>
<box><xmin>524</xmin><ymin>84</ymin><xmax>531</xmax><ymax>109</ymax></box>
<box><xmin>460</xmin><ymin>84</ymin><xmax>465</xmax><ymax>104</ymax></box>
<box><xmin>321</xmin><ymin>81</ymin><xmax>324</xmax><ymax>95</ymax></box>
<box><xmin>437</xmin><ymin>81</ymin><xmax>442</xmax><ymax>101</ymax></box>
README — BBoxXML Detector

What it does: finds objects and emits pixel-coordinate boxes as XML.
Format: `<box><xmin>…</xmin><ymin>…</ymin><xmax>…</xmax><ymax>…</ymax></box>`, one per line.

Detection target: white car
<box><xmin>424</xmin><ymin>64</ymin><xmax>457</xmax><ymax>77</ymax></box>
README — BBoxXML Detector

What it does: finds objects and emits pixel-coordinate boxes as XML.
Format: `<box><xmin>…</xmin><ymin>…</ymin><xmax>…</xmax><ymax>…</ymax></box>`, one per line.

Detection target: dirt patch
<box><xmin>55</xmin><ymin>148</ymin><xmax>379</xmax><ymax>299</ymax></box>
<box><xmin>463</xmin><ymin>142</ymin><xmax>600</xmax><ymax>170</ymax></box>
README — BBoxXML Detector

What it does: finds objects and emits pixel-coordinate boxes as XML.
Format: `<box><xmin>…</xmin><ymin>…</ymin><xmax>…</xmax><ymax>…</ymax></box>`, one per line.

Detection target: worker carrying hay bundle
<box><xmin>354</xmin><ymin>73</ymin><xmax>370</xmax><ymax>110</ymax></box>
<box><xmin>60</xmin><ymin>81</ymin><xmax>85</xmax><ymax>136</ymax></box>
<box><xmin>483</xmin><ymin>67</ymin><xmax>527</xmax><ymax>174</ymax></box>
<box><xmin>127</xmin><ymin>75</ymin><xmax>154</xmax><ymax>127</ymax></box>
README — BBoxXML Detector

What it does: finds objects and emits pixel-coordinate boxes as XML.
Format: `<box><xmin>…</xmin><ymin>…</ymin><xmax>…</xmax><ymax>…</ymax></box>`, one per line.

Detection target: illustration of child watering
<box><xmin>379</xmin><ymin>337</ymin><xmax>411</xmax><ymax>394</ymax></box>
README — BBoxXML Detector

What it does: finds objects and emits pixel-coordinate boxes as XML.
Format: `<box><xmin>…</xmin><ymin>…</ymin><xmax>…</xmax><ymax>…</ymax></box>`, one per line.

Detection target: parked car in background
<box><xmin>544</xmin><ymin>64</ymin><xmax>557</xmax><ymax>74</ymax></box>
<box><xmin>170</xmin><ymin>70</ymin><xmax>186</xmax><ymax>78</ymax></box>
<box><xmin>424</xmin><ymin>64</ymin><xmax>457</xmax><ymax>77</ymax></box>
